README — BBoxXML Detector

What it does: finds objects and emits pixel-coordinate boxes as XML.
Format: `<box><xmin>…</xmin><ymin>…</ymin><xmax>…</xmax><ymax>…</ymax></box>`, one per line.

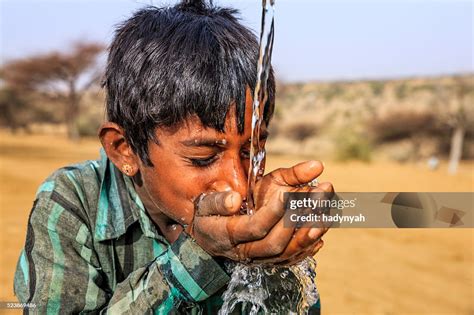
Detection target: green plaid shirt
<box><xmin>14</xmin><ymin>150</ymin><xmax>231</xmax><ymax>314</ymax></box>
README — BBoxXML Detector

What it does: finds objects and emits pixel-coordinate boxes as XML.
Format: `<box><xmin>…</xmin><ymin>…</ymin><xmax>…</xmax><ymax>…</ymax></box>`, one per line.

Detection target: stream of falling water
<box><xmin>218</xmin><ymin>1</ymin><xmax>320</xmax><ymax>314</ymax></box>
<box><xmin>245</xmin><ymin>0</ymin><xmax>275</xmax><ymax>213</ymax></box>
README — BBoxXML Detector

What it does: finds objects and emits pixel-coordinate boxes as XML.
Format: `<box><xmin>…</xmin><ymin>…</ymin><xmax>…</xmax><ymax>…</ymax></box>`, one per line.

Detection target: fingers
<box><xmin>192</xmin><ymin>190</ymin><xmax>285</xmax><ymax>256</ymax></box>
<box><xmin>225</xmin><ymin>196</ymin><xmax>286</xmax><ymax>243</ymax></box>
<box><xmin>308</xmin><ymin>181</ymin><xmax>335</xmax><ymax>208</ymax></box>
<box><xmin>248</xmin><ymin>226</ymin><xmax>327</xmax><ymax>264</ymax></box>
<box><xmin>276</xmin><ymin>238</ymin><xmax>325</xmax><ymax>266</ymax></box>
<box><xmin>193</xmin><ymin>202</ymin><xmax>329</xmax><ymax>262</ymax></box>
<box><xmin>193</xmin><ymin>194</ymin><xmax>285</xmax><ymax>252</ymax></box>
<box><xmin>196</xmin><ymin>191</ymin><xmax>242</xmax><ymax>216</ymax></box>
<box><xmin>235</xmin><ymin>219</ymin><xmax>295</xmax><ymax>259</ymax></box>
<box><xmin>271</xmin><ymin>160</ymin><xmax>324</xmax><ymax>187</ymax></box>
<box><xmin>192</xmin><ymin>215</ymin><xmax>236</xmax><ymax>255</ymax></box>
<box><xmin>276</xmin><ymin>226</ymin><xmax>326</xmax><ymax>257</ymax></box>
<box><xmin>314</xmin><ymin>181</ymin><xmax>334</xmax><ymax>193</ymax></box>
<box><xmin>312</xmin><ymin>239</ymin><xmax>324</xmax><ymax>256</ymax></box>
<box><xmin>288</xmin><ymin>238</ymin><xmax>325</xmax><ymax>265</ymax></box>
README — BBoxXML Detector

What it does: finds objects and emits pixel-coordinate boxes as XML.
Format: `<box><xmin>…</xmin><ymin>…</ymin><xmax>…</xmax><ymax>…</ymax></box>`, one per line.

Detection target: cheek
<box><xmin>143</xmin><ymin>167</ymin><xmax>218</xmax><ymax>219</ymax></box>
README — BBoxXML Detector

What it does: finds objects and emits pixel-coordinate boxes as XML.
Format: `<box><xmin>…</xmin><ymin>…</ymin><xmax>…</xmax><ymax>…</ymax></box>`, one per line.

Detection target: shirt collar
<box><xmin>95</xmin><ymin>149</ymin><xmax>167</xmax><ymax>244</ymax></box>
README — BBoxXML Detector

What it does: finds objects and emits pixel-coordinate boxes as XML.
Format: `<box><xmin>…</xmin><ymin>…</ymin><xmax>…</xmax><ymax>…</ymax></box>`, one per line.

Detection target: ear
<box><xmin>99</xmin><ymin>122</ymin><xmax>140</xmax><ymax>177</ymax></box>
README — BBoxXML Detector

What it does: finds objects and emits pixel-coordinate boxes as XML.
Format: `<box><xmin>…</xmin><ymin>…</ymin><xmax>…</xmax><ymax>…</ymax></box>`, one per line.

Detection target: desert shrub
<box><xmin>411</xmin><ymin>83</ymin><xmax>436</xmax><ymax>93</ymax></box>
<box><xmin>368</xmin><ymin>111</ymin><xmax>435</xmax><ymax>142</ymax></box>
<box><xmin>285</xmin><ymin>122</ymin><xmax>318</xmax><ymax>143</ymax></box>
<box><xmin>322</xmin><ymin>84</ymin><xmax>344</xmax><ymax>102</ymax></box>
<box><xmin>268</xmin><ymin>119</ymin><xmax>281</xmax><ymax>138</ymax></box>
<box><xmin>395</xmin><ymin>83</ymin><xmax>408</xmax><ymax>100</ymax></box>
<box><xmin>369</xmin><ymin>81</ymin><xmax>385</xmax><ymax>97</ymax></box>
<box><xmin>333</xmin><ymin>129</ymin><xmax>372</xmax><ymax>162</ymax></box>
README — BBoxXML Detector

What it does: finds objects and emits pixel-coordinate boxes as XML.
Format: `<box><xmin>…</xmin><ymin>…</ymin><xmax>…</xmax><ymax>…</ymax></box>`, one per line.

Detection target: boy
<box><xmin>14</xmin><ymin>1</ymin><xmax>332</xmax><ymax>313</ymax></box>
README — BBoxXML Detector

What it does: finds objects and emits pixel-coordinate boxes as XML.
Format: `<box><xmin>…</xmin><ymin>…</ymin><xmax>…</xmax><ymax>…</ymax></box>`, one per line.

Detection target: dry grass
<box><xmin>0</xmin><ymin>132</ymin><xmax>473</xmax><ymax>314</ymax></box>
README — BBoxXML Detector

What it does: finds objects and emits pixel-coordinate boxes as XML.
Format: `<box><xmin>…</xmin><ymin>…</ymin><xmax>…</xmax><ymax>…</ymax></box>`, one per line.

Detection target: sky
<box><xmin>0</xmin><ymin>0</ymin><xmax>472</xmax><ymax>82</ymax></box>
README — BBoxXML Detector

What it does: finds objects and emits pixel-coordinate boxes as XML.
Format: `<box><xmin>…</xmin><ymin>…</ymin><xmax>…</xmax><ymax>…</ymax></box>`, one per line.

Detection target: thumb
<box><xmin>195</xmin><ymin>191</ymin><xmax>242</xmax><ymax>216</ymax></box>
<box><xmin>271</xmin><ymin>160</ymin><xmax>324</xmax><ymax>186</ymax></box>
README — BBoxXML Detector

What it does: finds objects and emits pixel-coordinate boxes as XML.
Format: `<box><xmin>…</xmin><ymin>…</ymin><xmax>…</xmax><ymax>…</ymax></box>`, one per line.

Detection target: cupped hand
<box><xmin>187</xmin><ymin>160</ymin><xmax>334</xmax><ymax>265</ymax></box>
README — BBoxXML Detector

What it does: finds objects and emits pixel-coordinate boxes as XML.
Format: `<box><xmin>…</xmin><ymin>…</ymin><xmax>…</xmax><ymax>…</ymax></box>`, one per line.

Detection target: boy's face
<box><xmin>138</xmin><ymin>88</ymin><xmax>268</xmax><ymax>226</ymax></box>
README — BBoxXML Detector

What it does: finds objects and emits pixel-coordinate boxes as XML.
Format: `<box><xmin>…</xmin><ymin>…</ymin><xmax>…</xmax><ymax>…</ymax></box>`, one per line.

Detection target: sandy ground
<box><xmin>0</xmin><ymin>132</ymin><xmax>473</xmax><ymax>314</ymax></box>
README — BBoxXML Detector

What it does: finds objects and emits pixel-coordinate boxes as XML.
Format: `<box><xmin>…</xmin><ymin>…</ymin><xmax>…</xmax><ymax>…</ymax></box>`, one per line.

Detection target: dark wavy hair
<box><xmin>104</xmin><ymin>0</ymin><xmax>275</xmax><ymax>166</ymax></box>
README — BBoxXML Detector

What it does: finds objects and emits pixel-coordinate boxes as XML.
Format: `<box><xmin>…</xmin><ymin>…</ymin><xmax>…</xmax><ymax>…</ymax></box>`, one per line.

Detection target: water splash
<box><xmin>219</xmin><ymin>258</ymin><xmax>319</xmax><ymax>314</ymax></box>
<box><xmin>219</xmin><ymin>0</ymin><xmax>320</xmax><ymax>314</ymax></box>
<box><xmin>292</xmin><ymin>257</ymin><xmax>320</xmax><ymax>313</ymax></box>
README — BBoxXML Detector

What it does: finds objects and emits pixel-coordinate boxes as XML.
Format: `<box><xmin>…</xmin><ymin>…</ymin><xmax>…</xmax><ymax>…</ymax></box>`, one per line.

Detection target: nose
<box><xmin>225</xmin><ymin>155</ymin><xmax>248</xmax><ymax>200</ymax></box>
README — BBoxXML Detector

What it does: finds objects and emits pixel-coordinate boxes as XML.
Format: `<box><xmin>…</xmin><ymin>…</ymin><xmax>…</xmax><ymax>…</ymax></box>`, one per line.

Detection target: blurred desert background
<box><xmin>0</xmin><ymin>75</ymin><xmax>473</xmax><ymax>314</ymax></box>
<box><xmin>1</xmin><ymin>0</ymin><xmax>473</xmax><ymax>314</ymax></box>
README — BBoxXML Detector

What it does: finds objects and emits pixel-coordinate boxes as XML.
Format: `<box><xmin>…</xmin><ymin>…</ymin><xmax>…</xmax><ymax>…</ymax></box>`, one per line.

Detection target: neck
<box><xmin>133</xmin><ymin>182</ymin><xmax>183</xmax><ymax>243</ymax></box>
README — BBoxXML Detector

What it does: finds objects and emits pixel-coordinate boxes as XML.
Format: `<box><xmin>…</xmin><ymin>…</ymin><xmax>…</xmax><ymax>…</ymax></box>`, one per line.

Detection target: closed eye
<box><xmin>190</xmin><ymin>155</ymin><xmax>218</xmax><ymax>167</ymax></box>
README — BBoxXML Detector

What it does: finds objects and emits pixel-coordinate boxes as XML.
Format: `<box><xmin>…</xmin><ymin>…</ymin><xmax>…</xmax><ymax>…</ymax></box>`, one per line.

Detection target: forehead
<box><xmin>156</xmin><ymin>102</ymin><xmax>253</xmax><ymax>141</ymax></box>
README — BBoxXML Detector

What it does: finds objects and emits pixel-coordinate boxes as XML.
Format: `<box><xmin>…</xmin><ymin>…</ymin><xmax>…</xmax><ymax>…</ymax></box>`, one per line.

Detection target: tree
<box><xmin>434</xmin><ymin>76</ymin><xmax>474</xmax><ymax>174</ymax></box>
<box><xmin>368</xmin><ymin>111</ymin><xmax>436</xmax><ymax>143</ymax></box>
<box><xmin>0</xmin><ymin>86</ymin><xmax>29</xmax><ymax>132</ymax></box>
<box><xmin>2</xmin><ymin>42</ymin><xmax>104</xmax><ymax>139</ymax></box>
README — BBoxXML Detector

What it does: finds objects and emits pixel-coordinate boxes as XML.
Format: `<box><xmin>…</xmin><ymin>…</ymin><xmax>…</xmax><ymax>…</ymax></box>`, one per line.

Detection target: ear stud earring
<box><xmin>122</xmin><ymin>164</ymin><xmax>133</xmax><ymax>176</ymax></box>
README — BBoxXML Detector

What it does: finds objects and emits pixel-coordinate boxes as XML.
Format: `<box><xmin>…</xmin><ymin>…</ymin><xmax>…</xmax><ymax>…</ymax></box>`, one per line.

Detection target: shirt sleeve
<box><xmin>14</xmin><ymin>199</ymin><xmax>230</xmax><ymax>314</ymax></box>
<box><xmin>106</xmin><ymin>232</ymin><xmax>230</xmax><ymax>314</ymax></box>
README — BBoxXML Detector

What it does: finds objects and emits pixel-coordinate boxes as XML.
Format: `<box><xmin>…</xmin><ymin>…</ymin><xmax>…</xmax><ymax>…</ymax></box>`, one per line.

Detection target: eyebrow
<box><xmin>181</xmin><ymin>130</ymin><xmax>269</xmax><ymax>147</ymax></box>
